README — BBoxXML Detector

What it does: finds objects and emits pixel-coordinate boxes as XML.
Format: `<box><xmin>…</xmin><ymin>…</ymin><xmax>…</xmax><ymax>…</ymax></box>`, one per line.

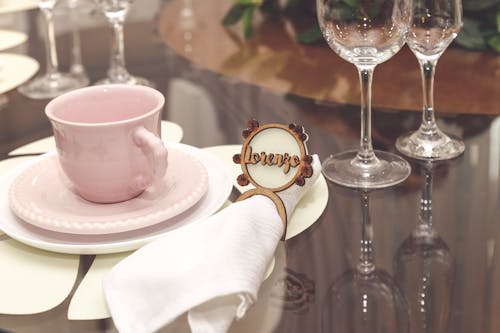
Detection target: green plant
<box><xmin>456</xmin><ymin>0</ymin><xmax>500</xmax><ymax>52</ymax></box>
<box><xmin>222</xmin><ymin>0</ymin><xmax>310</xmax><ymax>37</ymax></box>
<box><xmin>222</xmin><ymin>0</ymin><xmax>500</xmax><ymax>53</ymax></box>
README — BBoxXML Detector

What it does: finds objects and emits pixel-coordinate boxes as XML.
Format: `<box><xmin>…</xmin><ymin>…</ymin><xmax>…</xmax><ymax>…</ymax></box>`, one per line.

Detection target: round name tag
<box><xmin>233</xmin><ymin>120</ymin><xmax>314</xmax><ymax>240</ymax></box>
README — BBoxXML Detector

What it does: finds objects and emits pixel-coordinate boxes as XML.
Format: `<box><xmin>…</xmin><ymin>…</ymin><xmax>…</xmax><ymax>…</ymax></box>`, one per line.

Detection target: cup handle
<box><xmin>132</xmin><ymin>127</ymin><xmax>168</xmax><ymax>190</ymax></box>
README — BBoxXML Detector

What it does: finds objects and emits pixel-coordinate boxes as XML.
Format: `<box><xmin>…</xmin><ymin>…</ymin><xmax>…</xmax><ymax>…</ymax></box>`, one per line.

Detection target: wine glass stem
<box><xmin>356</xmin><ymin>66</ymin><xmax>377</xmax><ymax>164</ymax></box>
<box><xmin>109</xmin><ymin>20</ymin><xmax>129</xmax><ymax>81</ymax></box>
<box><xmin>358</xmin><ymin>190</ymin><xmax>375</xmax><ymax>274</ymax></box>
<box><xmin>417</xmin><ymin>164</ymin><xmax>435</xmax><ymax>236</ymax></box>
<box><xmin>70</xmin><ymin>9</ymin><xmax>83</xmax><ymax>73</ymax></box>
<box><xmin>419</xmin><ymin>58</ymin><xmax>439</xmax><ymax>134</ymax></box>
<box><xmin>41</xmin><ymin>7</ymin><xmax>59</xmax><ymax>76</ymax></box>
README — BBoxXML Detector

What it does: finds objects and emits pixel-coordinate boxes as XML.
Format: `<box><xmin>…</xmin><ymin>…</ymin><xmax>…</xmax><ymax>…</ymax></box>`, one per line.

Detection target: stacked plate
<box><xmin>0</xmin><ymin>143</ymin><xmax>233</xmax><ymax>254</ymax></box>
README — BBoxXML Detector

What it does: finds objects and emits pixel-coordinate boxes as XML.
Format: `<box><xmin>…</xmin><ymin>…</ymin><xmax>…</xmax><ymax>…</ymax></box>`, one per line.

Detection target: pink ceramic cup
<box><xmin>45</xmin><ymin>84</ymin><xmax>168</xmax><ymax>203</ymax></box>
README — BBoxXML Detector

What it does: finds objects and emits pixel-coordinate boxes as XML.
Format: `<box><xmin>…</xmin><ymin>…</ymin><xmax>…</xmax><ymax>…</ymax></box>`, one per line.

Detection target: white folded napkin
<box><xmin>103</xmin><ymin>155</ymin><xmax>322</xmax><ymax>333</ymax></box>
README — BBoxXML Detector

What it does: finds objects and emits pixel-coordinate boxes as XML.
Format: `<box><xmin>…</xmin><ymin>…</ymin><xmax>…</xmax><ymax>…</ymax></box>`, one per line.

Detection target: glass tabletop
<box><xmin>0</xmin><ymin>0</ymin><xmax>498</xmax><ymax>332</ymax></box>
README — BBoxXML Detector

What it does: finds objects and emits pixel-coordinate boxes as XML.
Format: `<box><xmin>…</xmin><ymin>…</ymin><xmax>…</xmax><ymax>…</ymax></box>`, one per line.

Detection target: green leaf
<box><xmin>497</xmin><ymin>11</ymin><xmax>500</xmax><ymax>32</ymax></box>
<box><xmin>367</xmin><ymin>0</ymin><xmax>384</xmax><ymax>18</ymax></box>
<box><xmin>242</xmin><ymin>6</ymin><xmax>256</xmax><ymax>38</ymax></box>
<box><xmin>487</xmin><ymin>34</ymin><xmax>500</xmax><ymax>52</ymax></box>
<box><xmin>260</xmin><ymin>0</ymin><xmax>278</xmax><ymax>13</ymax></box>
<box><xmin>236</xmin><ymin>0</ymin><xmax>263</xmax><ymax>5</ymax></box>
<box><xmin>480</xmin><ymin>27</ymin><xmax>498</xmax><ymax>38</ymax></box>
<box><xmin>463</xmin><ymin>0</ymin><xmax>499</xmax><ymax>11</ymax></box>
<box><xmin>324</xmin><ymin>3</ymin><xmax>354</xmax><ymax>21</ymax></box>
<box><xmin>341</xmin><ymin>0</ymin><xmax>360</xmax><ymax>8</ymax></box>
<box><xmin>296</xmin><ymin>25</ymin><xmax>323</xmax><ymax>44</ymax></box>
<box><xmin>455</xmin><ymin>17</ymin><xmax>488</xmax><ymax>49</ymax></box>
<box><xmin>285</xmin><ymin>0</ymin><xmax>301</xmax><ymax>9</ymax></box>
<box><xmin>222</xmin><ymin>3</ymin><xmax>248</xmax><ymax>26</ymax></box>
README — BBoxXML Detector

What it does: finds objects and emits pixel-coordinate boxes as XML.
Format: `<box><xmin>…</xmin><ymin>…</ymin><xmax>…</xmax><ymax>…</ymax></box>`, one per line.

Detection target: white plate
<box><xmin>0</xmin><ymin>143</ymin><xmax>233</xmax><ymax>254</ymax></box>
<box><xmin>0</xmin><ymin>29</ymin><xmax>27</xmax><ymax>51</ymax></box>
<box><xmin>0</xmin><ymin>0</ymin><xmax>38</xmax><ymax>14</ymax></box>
<box><xmin>0</xmin><ymin>53</ymin><xmax>39</xmax><ymax>95</ymax></box>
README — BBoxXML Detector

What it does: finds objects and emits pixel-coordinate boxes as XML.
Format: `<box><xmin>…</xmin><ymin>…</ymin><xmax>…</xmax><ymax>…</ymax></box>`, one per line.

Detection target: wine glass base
<box><xmin>18</xmin><ymin>73</ymin><xmax>88</xmax><ymax>99</ymax></box>
<box><xmin>72</xmin><ymin>74</ymin><xmax>90</xmax><ymax>87</ymax></box>
<box><xmin>396</xmin><ymin>129</ymin><xmax>465</xmax><ymax>161</ymax></box>
<box><xmin>70</xmin><ymin>68</ymin><xmax>90</xmax><ymax>87</ymax></box>
<box><xmin>322</xmin><ymin>150</ymin><xmax>411</xmax><ymax>189</ymax></box>
<box><xmin>95</xmin><ymin>76</ymin><xmax>155</xmax><ymax>88</ymax></box>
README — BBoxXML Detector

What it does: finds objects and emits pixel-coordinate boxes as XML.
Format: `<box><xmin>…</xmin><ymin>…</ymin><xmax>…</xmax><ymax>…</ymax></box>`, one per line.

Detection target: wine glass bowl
<box><xmin>322</xmin><ymin>191</ymin><xmax>409</xmax><ymax>333</ymax></box>
<box><xmin>323</xmin><ymin>269</ymin><xmax>409</xmax><ymax>333</ymax></box>
<box><xmin>396</xmin><ymin>0</ymin><xmax>465</xmax><ymax>160</ymax></box>
<box><xmin>318</xmin><ymin>1</ymin><xmax>409</xmax><ymax>67</ymax></box>
<box><xmin>407</xmin><ymin>1</ymin><xmax>462</xmax><ymax>58</ymax></box>
<box><xmin>317</xmin><ymin>0</ymin><xmax>411</xmax><ymax>189</ymax></box>
<box><xmin>408</xmin><ymin>27</ymin><xmax>459</xmax><ymax>58</ymax></box>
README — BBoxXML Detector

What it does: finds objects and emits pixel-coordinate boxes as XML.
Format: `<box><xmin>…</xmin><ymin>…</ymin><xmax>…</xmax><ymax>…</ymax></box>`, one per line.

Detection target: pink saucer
<box><xmin>8</xmin><ymin>147</ymin><xmax>208</xmax><ymax>235</ymax></box>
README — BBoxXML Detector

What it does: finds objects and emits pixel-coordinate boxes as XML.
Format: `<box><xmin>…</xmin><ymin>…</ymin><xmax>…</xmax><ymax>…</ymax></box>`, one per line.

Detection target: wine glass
<box><xmin>394</xmin><ymin>161</ymin><xmax>454</xmax><ymax>332</ymax></box>
<box><xmin>396</xmin><ymin>0</ymin><xmax>465</xmax><ymax>160</ymax></box>
<box><xmin>317</xmin><ymin>0</ymin><xmax>412</xmax><ymax>189</ymax></box>
<box><xmin>94</xmin><ymin>0</ymin><xmax>154</xmax><ymax>87</ymax></box>
<box><xmin>18</xmin><ymin>0</ymin><xmax>88</xmax><ymax>99</ymax></box>
<box><xmin>322</xmin><ymin>191</ymin><xmax>409</xmax><ymax>333</ymax></box>
<box><xmin>66</xmin><ymin>0</ymin><xmax>91</xmax><ymax>85</ymax></box>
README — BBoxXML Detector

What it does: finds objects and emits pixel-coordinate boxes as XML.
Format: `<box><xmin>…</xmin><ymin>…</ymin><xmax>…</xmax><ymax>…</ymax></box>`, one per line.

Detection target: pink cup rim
<box><xmin>45</xmin><ymin>84</ymin><xmax>165</xmax><ymax>127</ymax></box>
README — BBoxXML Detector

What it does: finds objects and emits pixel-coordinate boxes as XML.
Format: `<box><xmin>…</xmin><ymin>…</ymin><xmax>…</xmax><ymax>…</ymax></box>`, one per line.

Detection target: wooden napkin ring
<box><xmin>236</xmin><ymin>188</ymin><xmax>287</xmax><ymax>241</ymax></box>
<box><xmin>233</xmin><ymin>119</ymin><xmax>313</xmax><ymax>242</ymax></box>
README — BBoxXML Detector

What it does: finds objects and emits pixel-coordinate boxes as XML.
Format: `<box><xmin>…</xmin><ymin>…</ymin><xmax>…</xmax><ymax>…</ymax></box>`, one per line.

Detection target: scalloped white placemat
<box><xmin>68</xmin><ymin>252</ymin><xmax>130</xmax><ymax>320</ymax></box>
<box><xmin>7</xmin><ymin>137</ymin><xmax>55</xmax><ymax>156</ymax></box>
<box><xmin>66</xmin><ymin>255</ymin><xmax>276</xmax><ymax>321</ymax></box>
<box><xmin>0</xmin><ymin>29</ymin><xmax>27</xmax><ymax>51</ymax></box>
<box><xmin>0</xmin><ymin>156</ymin><xmax>32</xmax><ymax>176</ymax></box>
<box><xmin>8</xmin><ymin>120</ymin><xmax>184</xmax><ymax>156</ymax></box>
<box><xmin>66</xmin><ymin>199</ymin><xmax>276</xmax><ymax>321</ymax></box>
<box><xmin>0</xmin><ymin>53</ymin><xmax>39</xmax><ymax>95</ymax></box>
<box><xmin>0</xmin><ymin>157</ymin><xmax>80</xmax><ymax>315</ymax></box>
<box><xmin>0</xmin><ymin>238</ymin><xmax>79</xmax><ymax>314</ymax></box>
<box><xmin>202</xmin><ymin>145</ymin><xmax>329</xmax><ymax>239</ymax></box>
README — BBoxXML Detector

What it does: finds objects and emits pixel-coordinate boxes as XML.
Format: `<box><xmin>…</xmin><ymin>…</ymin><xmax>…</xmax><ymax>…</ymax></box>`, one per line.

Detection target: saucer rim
<box><xmin>8</xmin><ymin>145</ymin><xmax>208</xmax><ymax>235</ymax></box>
